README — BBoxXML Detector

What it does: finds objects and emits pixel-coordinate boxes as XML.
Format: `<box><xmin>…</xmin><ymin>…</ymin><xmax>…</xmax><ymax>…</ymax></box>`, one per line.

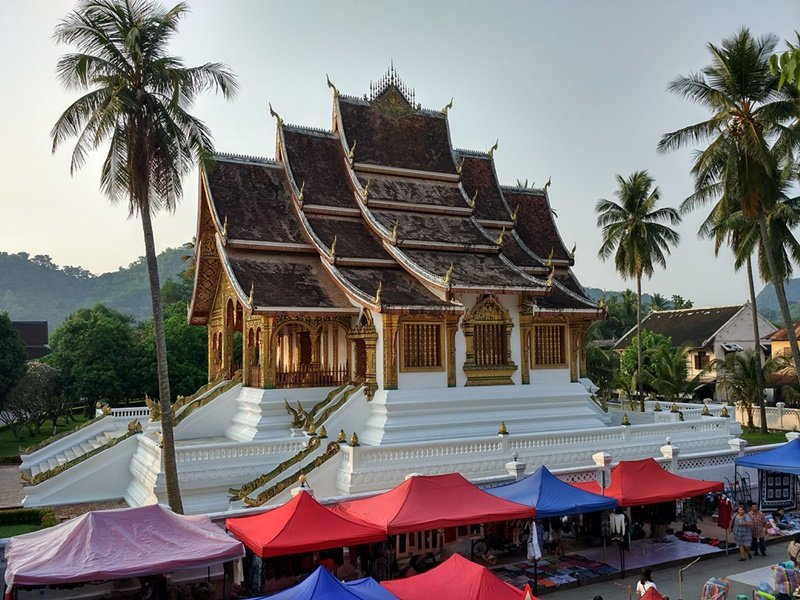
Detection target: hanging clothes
<box><xmin>683</xmin><ymin>501</ymin><xmax>698</xmax><ymax>531</ymax></box>
<box><xmin>527</xmin><ymin>519</ymin><xmax>542</xmax><ymax>561</ymax></box>
<box><xmin>610</xmin><ymin>512</ymin><xmax>626</xmax><ymax>536</ymax></box>
<box><xmin>718</xmin><ymin>496</ymin><xmax>733</xmax><ymax>530</ymax></box>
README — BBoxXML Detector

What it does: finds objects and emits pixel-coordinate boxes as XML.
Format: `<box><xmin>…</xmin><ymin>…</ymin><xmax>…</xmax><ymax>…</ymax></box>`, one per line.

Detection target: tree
<box><xmin>670</xmin><ymin>295</ymin><xmax>693</xmax><ymax>310</ymax></box>
<box><xmin>648</xmin><ymin>293</ymin><xmax>670</xmax><ymax>313</ymax></box>
<box><xmin>6</xmin><ymin>362</ymin><xmax>62</xmax><ymax>437</ymax></box>
<box><xmin>51</xmin><ymin>0</ymin><xmax>237</xmax><ymax>513</ymax></box>
<box><xmin>770</xmin><ymin>37</ymin><xmax>800</xmax><ymax>89</ymax></box>
<box><xmin>0</xmin><ymin>312</ymin><xmax>27</xmax><ymax>411</ymax></box>
<box><xmin>596</xmin><ymin>171</ymin><xmax>682</xmax><ymax>411</ymax></box>
<box><xmin>646</xmin><ymin>343</ymin><xmax>703</xmax><ymax>406</ymax></box>
<box><xmin>713</xmin><ymin>350</ymin><xmax>787</xmax><ymax>431</ymax></box>
<box><xmin>658</xmin><ymin>28</ymin><xmax>800</xmax><ymax>393</ymax></box>
<box><xmin>619</xmin><ymin>330</ymin><xmax>674</xmax><ymax>398</ymax></box>
<box><xmin>47</xmin><ymin>305</ymin><xmax>136</xmax><ymax>415</ymax></box>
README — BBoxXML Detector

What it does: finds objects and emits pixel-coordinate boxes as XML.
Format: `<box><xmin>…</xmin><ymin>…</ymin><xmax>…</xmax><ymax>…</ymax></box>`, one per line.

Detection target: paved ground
<box><xmin>0</xmin><ymin>466</ymin><xmax>23</xmax><ymax>508</ymax></box>
<box><xmin>546</xmin><ymin>538</ymin><xmax>795</xmax><ymax>600</ymax></box>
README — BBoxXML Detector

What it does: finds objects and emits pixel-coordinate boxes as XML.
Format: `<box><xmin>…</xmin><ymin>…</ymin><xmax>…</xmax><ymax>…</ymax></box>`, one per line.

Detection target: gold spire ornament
<box><xmin>670</xmin><ymin>402</ymin><xmax>679</xmax><ymax>413</ymax></box>
<box><xmin>621</xmin><ymin>413</ymin><xmax>631</xmax><ymax>426</ymax></box>
<box><xmin>326</xmin><ymin>73</ymin><xmax>339</xmax><ymax>97</ymax></box>
<box><xmin>337</xmin><ymin>429</ymin><xmax>347</xmax><ymax>443</ymax></box>
<box><xmin>498</xmin><ymin>421</ymin><xmax>509</xmax><ymax>435</ymax></box>
<box><xmin>374</xmin><ymin>281</ymin><xmax>382</xmax><ymax>305</ymax></box>
<box><xmin>511</xmin><ymin>205</ymin><xmax>519</xmax><ymax>223</ymax></box>
<box><xmin>268</xmin><ymin>102</ymin><xmax>283</xmax><ymax>126</ymax></box>
<box><xmin>496</xmin><ymin>227</ymin><xmax>505</xmax><ymax>245</ymax></box>
<box><xmin>443</xmin><ymin>262</ymin><xmax>454</xmax><ymax>286</ymax></box>
<box><xmin>468</xmin><ymin>190</ymin><xmax>478</xmax><ymax>210</ymax></box>
<box><xmin>487</xmin><ymin>138</ymin><xmax>499</xmax><ymax>158</ymax></box>
<box><xmin>349</xmin><ymin>432</ymin><xmax>360</xmax><ymax>447</ymax></box>
<box><xmin>441</xmin><ymin>97</ymin><xmax>453</xmax><ymax>116</ymax></box>
<box><xmin>329</xmin><ymin>235</ymin><xmax>337</xmax><ymax>258</ymax></box>
<box><xmin>654</xmin><ymin>401</ymin><xmax>662</xmax><ymax>412</ymax></box>
<box><xmin>318</xmin><ymin>425</ymin><xmax>328</xmax><ymax>438</ymax></box>
<box><xmin>720</xmin><ymin>406</ymin><xmax>729</xmax><ymax>418</ymax></box>
<box><xmin>702</xmin><ymin>403</ymin><xmax>710</xmax><ymax>416</ymax></box>
<box><xmin>348</xmin><ymin>140</ymin><xmax>357</xmax><ymax>161</ymax></box>
<box><xmin>545</xmin><ymin>265</ymin><xmax>555</xmax><ymax>288</ymax></box>
<box><xmin>571</xmin><ymin>242</ymin><xmax>576</xmax><ymax>258</ymax></box>
<box><xmin>456</xmin><ymin>157</ymin><xmax>465</xmax><ymax>175</ymax></box>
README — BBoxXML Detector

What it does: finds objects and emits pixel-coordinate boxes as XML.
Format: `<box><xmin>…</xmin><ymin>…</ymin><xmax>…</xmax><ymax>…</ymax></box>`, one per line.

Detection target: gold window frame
<box><xmin>531</xmin><ymin>323</ymin><xmax>568</xmax><ymax>369</ymax></box>
<box><xmin>399</xmin><ymin>320</ymin><xmax>445</xmax><ymax>372</ymax></box>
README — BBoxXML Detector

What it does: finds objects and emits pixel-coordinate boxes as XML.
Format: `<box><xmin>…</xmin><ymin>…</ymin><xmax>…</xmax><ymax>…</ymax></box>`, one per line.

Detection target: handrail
<box><xmin>23</xmin><ymin>426</ymin><xmax>141</xmax><ymax>486</ymax></box>
<box><xmin>20</xmin><ymin>413</ymin><xmax>110</xmax><ymax>456</ymax></box>
<box><xmin>173</xmin><ymin>375</ymin><xmax>242</xmax><ymax>426</ymax></box>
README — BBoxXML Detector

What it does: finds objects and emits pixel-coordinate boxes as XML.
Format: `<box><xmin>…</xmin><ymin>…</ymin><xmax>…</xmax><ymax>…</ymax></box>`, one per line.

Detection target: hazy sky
<box><xmin>1</xmin><ymin>1</ymin><xmax>798</xmax><ymax>306</ymax></box>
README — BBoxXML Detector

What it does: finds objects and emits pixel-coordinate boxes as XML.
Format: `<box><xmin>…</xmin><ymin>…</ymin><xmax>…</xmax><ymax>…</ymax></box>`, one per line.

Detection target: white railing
<box><xmin>736</xmin><ymin>404</ymin><xmax>800</xmax><ymax>431</ymax></box>
<box><xmin>175</xmin><ymin>439</ymin><xmax>307</xmax><ymax>466</ymax></box>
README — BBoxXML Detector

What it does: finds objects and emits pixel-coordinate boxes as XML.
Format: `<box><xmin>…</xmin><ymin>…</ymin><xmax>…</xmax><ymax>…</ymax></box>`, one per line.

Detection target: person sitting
<box><xmin>775</xmin><ymin>508</ymin><xmax>791</xmax><ymax>530</ymax></box>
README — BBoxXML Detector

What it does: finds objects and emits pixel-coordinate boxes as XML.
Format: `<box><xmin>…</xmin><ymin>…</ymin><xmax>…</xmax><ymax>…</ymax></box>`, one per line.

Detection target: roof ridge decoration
<box><xmin>500</xmin><ymin>185</ymin><xmax>546</xmax><ymax>195</ymax></box>
<box><xmin>215</xmin><ymin>152</ymin><xmax>277</xmax><ymax>165</ymax></box>
<box><xmin>454</xmin><ymin>148</ymin><xmax>490</xmax><ymax>158</ymax></box>
<box><xmin>282</xmin><ymin>123</ymin><xmax>334</xmax><ymax>138</ymax></box>
<box><xmin>368</xmin><ymin>61</ymin><xmax>416</xmax><ymax>107</ymax></box>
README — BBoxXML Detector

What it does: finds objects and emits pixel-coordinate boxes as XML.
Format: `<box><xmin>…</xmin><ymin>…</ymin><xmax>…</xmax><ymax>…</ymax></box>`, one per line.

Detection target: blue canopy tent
<box><xmin>735</xmin><ymin>438</ymin><xmax>800</xmax><ymax>474</ymax></box>
<box><xmin>487</xmin><ymin>465</ymin><xmax>618</xmax><ymax>517</ymax></box>
<box><xmin>246</xmin><ymin>566</ymin><xmax>397</xmax><ymax>600</ymax></box>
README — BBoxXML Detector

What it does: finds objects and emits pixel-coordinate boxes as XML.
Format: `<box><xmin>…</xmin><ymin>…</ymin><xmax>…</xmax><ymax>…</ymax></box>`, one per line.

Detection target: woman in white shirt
<box><xmin>637</xmin><ymin>568</ymin><xmax>657</xmax><ymax>597</ymax></box>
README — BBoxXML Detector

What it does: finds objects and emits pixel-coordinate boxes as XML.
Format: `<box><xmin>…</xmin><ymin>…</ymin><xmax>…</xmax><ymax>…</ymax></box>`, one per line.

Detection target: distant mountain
<box><xmin>0</xmin><ymin>248</ymin><xmax>188</xmax><ymax>330</ymax></box>
<box><xmin>755</xmin><ymin>279</ymin><xmax>800</xmax><ymax>324</ymax></box>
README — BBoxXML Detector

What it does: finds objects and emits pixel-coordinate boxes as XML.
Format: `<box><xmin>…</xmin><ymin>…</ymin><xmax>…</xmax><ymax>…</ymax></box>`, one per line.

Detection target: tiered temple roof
<box><xmin>190</xmin><ymin>67</ymin><xmax>596</xmax><ymax>321</ymax></box>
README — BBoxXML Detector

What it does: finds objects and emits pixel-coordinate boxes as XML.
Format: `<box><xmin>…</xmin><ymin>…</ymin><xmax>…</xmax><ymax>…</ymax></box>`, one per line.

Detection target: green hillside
<box><xmin>0</xmin><ymin>248</ymin><xmax>188</xmax><ymax>329</ymax></box>
<box><xmin>755</xmin><ymin>279</ymin><xmax>800</xmax><ymax>323</ymax></box>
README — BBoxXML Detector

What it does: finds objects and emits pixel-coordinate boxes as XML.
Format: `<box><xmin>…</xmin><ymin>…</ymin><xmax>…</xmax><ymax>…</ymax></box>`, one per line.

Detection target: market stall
<box><xmin>381</xmin><ymin>553</ymin><xmax>526</xmax><ymax>600</ymax></box>
<box><xmin>736</xmin><ymin>439</ymin><xmax>800</xmax><ymax>511</ymax></box>
<box><xmin>335</xmin><ymin>473</ymin><xmax>535</xmax><ymax>533</ymax></box>
<box><xmin>245</xmin><ymin>565</ymin><xmax>397</xmax><ymax>600</ymax></box>
<box><xmin>571</xmin><ymin>458</ymin><xmax>723</xmax><ymax>505</ymax></box>
<box><xmin>487</xmin><ymin>465</ymin><xmax>618</xmax><ymax>517</ymax></box>
<box><xmin>4</xmin><ymin>504</ymin><xmax>244</xmax><ymax>598</ymax></box>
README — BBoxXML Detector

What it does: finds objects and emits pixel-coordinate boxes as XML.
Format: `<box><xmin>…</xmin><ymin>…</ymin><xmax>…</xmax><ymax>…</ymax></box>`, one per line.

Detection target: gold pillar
<box><xmin>519</xmin><ymin>309</ymin><xmax>532</xmax><ymax>385</ymax></box>
<box><xmin>569</xmin><ymin>322</ymin><xmax>580</xmax><ymax>382</ymax></box>
<box><xmin>382</xmin><ymin>314</ymin><xmax>399</xmax><ymax>390</ymax></box>
<box><xmin>263</xmin><ymin>318</ymin><xmax>276</xmax><ymax>389</ymax></box>
<box><xmin>579</xmin><ymin>325</ymin><xmax>588</xmax><ymax>379</ymax></box>
<box><xmin>242</xmin><ymin>327</ymin><xmax>252</xmax><ymax>387</ymax></box>
<box><xmin>446</xmin><ymin>315</ymin><xmax>458</xmax><ymax>387</ymax></box>
<box><xmin>365</xmin><ymin>337</ymin><xmax>377</xmax><ymax>397</ymax></box>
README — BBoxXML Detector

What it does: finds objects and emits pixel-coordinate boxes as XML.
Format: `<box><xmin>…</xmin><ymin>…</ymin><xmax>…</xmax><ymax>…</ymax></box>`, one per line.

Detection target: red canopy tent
<box><xmin>226</xmin><ymin>490</ymin><xmax>386</xmax><ymax>557</ymax></box>
<box><xmin>641</xmin><ymin>587</ymin><xmax>666</xmax><ymax>600</ymax></box>
<box><xmin>334</xmin><ymin>473</ymin><xmax>535</xmax><ymax>534</ymax></box>
<box><xmin>381</xmin><ymin>554</ymin><xmax>525</xmax><ymax>600</ymax></box>
<box><xmin>571</xmin><ymin>458</ymin><xmax>723</xmax><ymax>506</ymax></box>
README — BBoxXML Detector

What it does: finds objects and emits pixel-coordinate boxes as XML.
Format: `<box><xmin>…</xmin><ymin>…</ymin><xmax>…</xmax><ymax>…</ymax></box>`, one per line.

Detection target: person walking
<box><xmin>749</xmin><ymin>503</ymin><xmax>767</xmax><ymax>556</ymax></box>
<box><xmin>730</xmin><ymin>504</ymin><xmax>753</xmax><ymax>561</ymax></box>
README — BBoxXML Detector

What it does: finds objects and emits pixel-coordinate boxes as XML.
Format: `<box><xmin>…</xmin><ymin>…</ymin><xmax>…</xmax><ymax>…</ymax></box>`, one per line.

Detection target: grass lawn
<box><xmin>0</xmin><ymin>415</ymin><xmax>90</xmax><ymax>459</ymax></box>
<box><xmin>741</xmin><ymin>430</ymin><xmax>789</xmax><ymax>446</ymax></box>
<box><xmin>0</xmin><ymin>523</ymin><xmax>44</xmax><ymax>538</ymax></box>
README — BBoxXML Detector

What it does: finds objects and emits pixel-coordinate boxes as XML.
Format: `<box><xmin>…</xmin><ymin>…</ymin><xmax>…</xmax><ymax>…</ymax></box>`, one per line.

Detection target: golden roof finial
<box><xmin>468</xmin><ymin>189</ymin><xmax>478</xmax><ymax>210</ymax></box>
<box><xmin>349</xmin><ymin>432</ymin><xmax>360</xmax><ymax>447</ymax></box>
<box><xmin>545</xmin><ymin>265</ymin><xmax>555</xmax><ymax>288</ymax></box>
<box><xmin>496</xmin><ymin>227</ymin><xmax>506</xmax><ymax>245</ymax></box>
<box><xmin>511</xmin><ymin>205</ymin><xmax>519</xmax><ymax>223</ymax></box>
<box><xmin>443</xmin><ymin>262</ymin><xmax>454</xmax><ymax>286</ymax></box>
<box><xmin>498</xmin><ymin>421</ymin><xmax>508</xmax><ymax>435</ymax></box>
<box><xmin>441</xmin><ymin>97</ymin><xmax>453</xmax><ymax>116</ymax></box>
<box><xmin>374</xmin><ymin>281</ymin><xmax>382</xmax><ymax>305</ymax></box>
<box><xmin>487</xmin><ymin>138</ymin><xmax>499</xmax><ymax>158</ymax></box>
<box><xmin>248</xmin><ymin>283</ymin><xmax>254</xmax><ymax>305</ymax></box>
<box><xmin>391</xmin><ymin>220</ymin><xmax>399</xmax><ymax>243</ymax></box>
<box><xmin>348</xmin><ymin>140</ymin><xmax>357</xmax><ymax>161</ymax></box>
<box><xmin>268</xmin><ymin>102</ymin><xmax>283</xmax><ymax>126</ymax></box>
<box><xmin>329</xmin><ymin>235</ymin><xmax>337</xmax><ymax>258</ymax></box>
<box><xmin>337</xmin><ymin>429</ymin><xmax>347</xmax><ymax>443</ymax></box>
<box><xmin>363</xmin><ymin>178</ymin><xmax>371</xmax><ymax>200</ymax></box>
<box><xmin>456</xmin><ymin>157</ymin><xmax>465</xmax><ymax>175</ymax></box>
<box><xmin>326</xmin><ymin>73</ymin><xmax>339</xmax><ymax>97</ymax></box>
<box><xmin>297</xmin><ymin>181</ymin><xmax>305</xmax><ymax>206</ymax></box>
<box><xmin>222</xmin><ymin>215</ymin><xmax>228</xmax><ymax>238</ymax></box>
<box><xmin>546</xmin><ymin>247</ymin><xmax>554</xmax><ymax>265</ymax></box>
<box><xmin>543</xmin><ymin>176</ymin><xmax>552</xmax><ymax>193</ymax></box>
<box><xmin>571</xmin><ymin>242</ymin><xmax>576</xmax><ymax>258</ymax></box>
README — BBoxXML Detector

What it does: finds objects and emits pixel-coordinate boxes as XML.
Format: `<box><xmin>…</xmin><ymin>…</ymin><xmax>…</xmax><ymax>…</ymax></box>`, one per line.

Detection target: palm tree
<box><xmin>648</xmin><ymin>293</ymin><xmax>670</xmax><ymax>313</ymax></box>
<box><xmin>658</xmin><ymin>28</ymin><xmax>800</xmax><ymax>387</ymax></box>
<box><xmin>646</xmin><ymin>343</ymin><xmax>703</xmax><ymax>406</ymax></box>
<box><xmin>713</xmin><ymin>350</ymin><xmax>787</xmax><ymax>431</ymax></box>
<box><xmin>51</xmin><ymin>0</ymin><xmax>237</xmax><ymax>513</ymax></box>
<box><xmin>596</xmin><ymin>171</ymin><xmax>682</xmax><ymax>411</ymax></box>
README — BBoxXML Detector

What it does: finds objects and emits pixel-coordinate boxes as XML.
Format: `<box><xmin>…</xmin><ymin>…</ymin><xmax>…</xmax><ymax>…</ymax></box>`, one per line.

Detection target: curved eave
<box><xmin>214</xmin><ymin>233</ymin><xmax>254</xmax><ymax>310</ymax></box>
<box><xmin>187</xmin><ymin>237</ymin><xmax>215</xmax><ymax>325</ymax></box>
<box><xmin>200</xmin><ymin>168</ymin><xmax>227</xmax><ymax>244</ymax></box>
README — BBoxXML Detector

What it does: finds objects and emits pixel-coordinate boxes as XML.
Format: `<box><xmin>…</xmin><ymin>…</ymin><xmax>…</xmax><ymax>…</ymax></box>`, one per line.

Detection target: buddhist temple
<box><xmin>20</xmin><ymin>68</ymin><xmax>740</xmax><ymax>515</ymax></box>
